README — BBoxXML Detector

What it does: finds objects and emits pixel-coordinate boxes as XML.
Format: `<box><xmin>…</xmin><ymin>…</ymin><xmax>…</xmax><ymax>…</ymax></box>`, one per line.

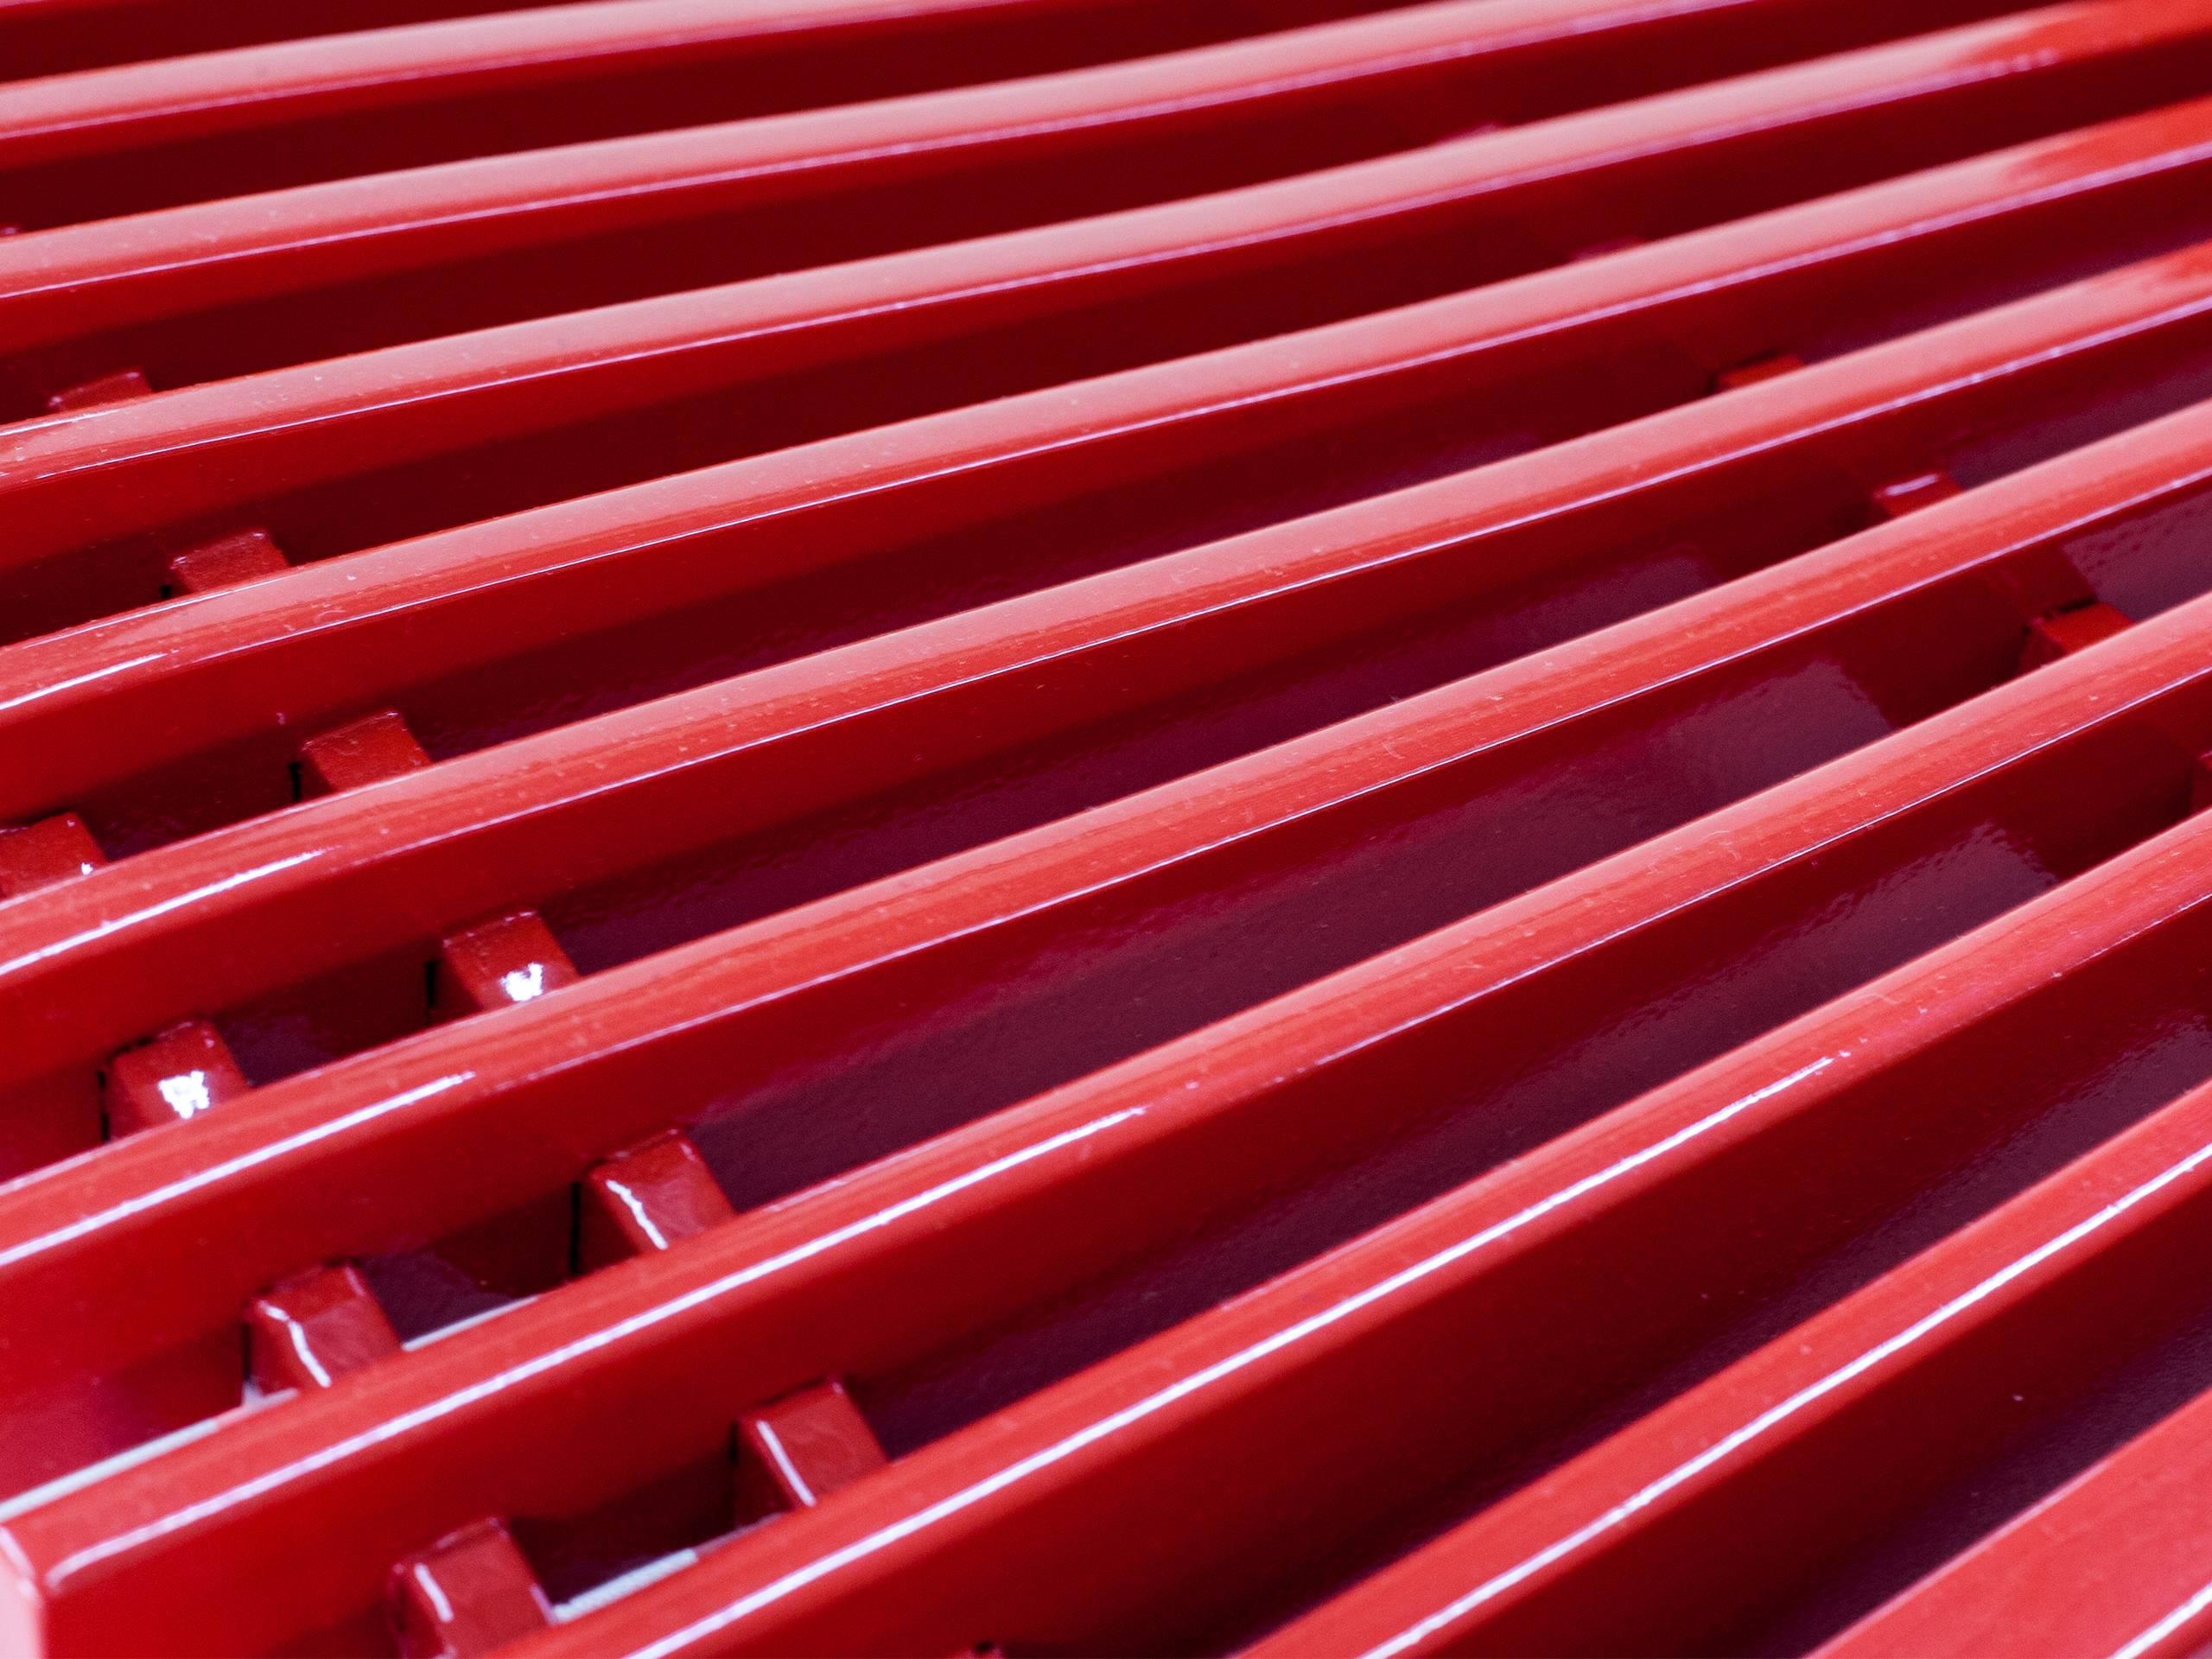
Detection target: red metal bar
<box><xmin>1243</xmin><ymin>1019</ymin><xmax>2212</xmax><ymax>1659</ymax></box>
<box><xmin>0</xmin><ymin>0</ymin><xmax>605</xmax><ymax>81</ymax></box>
<box><xmin>3</xmin><ymin>359</ymin><xmax>2208</xmax><ymax>1418</ymax></box>
<box><xmin>14</xmin><ymin>91</ymin><xmax>2212</xmax><ymax>810</ymax></box>
<box><xmin>0</xmin><ymin>0</ymin><xmax>2012</xmax><ymax>232</ymax></box>
<box><xmin>17</xmin><ymin>87</ymin><xmax>2212</xmax><ymax>810</ymax></box>
<box><xmin>17</xmin><ymin>4</ymin><xmax>2212</xmax><ymax>1649</ymax></box>
<box><xmin>3</xmin><ymin>235</ymin><xmax>2209</xmax><ymax>1124</ymax></box>
<box><xmin>0</xmin><ymin>0</ymin><xmax>2141</xmax><ymax>393</ymax></box>
<box><xmin>2</xmin><ymin>0</ymin><xmax>2201</xmax><ymax>623</ymax></box>
<box><xmin>469</xmin><ymin>731</ymin><xmax>2212</xmax><ymax>1658</ymax></box>
<box><xmin>1816</xmin><ymin>1367</ymin><xmax>2212</xmax><ymax>1659</ymax></box>
<box><xmin>9</xmin><ymin>431</ymin><xmax>2212</xmax><ymax>1651</ymax></box>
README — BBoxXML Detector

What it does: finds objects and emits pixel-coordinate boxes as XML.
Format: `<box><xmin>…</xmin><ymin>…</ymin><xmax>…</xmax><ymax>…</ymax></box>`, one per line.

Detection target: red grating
<box><xmin>11</xmin><ymin>0</ymin><xmax>2212</xmax><ymax>1653</ymax></box>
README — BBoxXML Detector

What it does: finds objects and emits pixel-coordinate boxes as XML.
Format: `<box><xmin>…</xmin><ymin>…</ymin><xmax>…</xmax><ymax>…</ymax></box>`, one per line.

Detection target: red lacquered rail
<box><xmin>7</xmin><ymin>3</ymin><xmax>2212</xmax><ymax>1656</ymax></box>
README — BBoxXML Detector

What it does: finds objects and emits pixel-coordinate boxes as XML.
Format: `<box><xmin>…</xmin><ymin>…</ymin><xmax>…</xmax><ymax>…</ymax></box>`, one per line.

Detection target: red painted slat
<box><xmin>0</xmin><ymin>0</ymin><xmax>2132</xmax><ymax>389</ymax></box>
<box><xmin>16</xmin><ymin>3</ymin><xmax>2212</xmax><ymax>1651</ymax></box>
<box><xmin>0</xmin><ymin>0</ymin><xmax>2031</xmax><ymax>381</ymax></box>
<box><xmin>1816</xmin><ymin>1371</ymin><xmax>2212</xmax><ymax>1659</ymax></box>
<box><xmin>0</xmin><ymin>0</ymin><xmax>2013</xmax><ymax>230</ymax></box>
<box><xmin>5</xmin><ymin>274</ymin><xmax>2212</xmax><ymax>1406</ymax></box>
<box><xmin>0</xmin><ymin>0</ymin><xmax>598</xmax><ymax>82</ymax></box>
<box><xmin>10</xmin><ymin>91</ymin><xmax>2212</xmax><ymax>821</ymax></box>
<box><xmin>512</xmin><ymin>771</ymin><xmax>2212</xmax><ymax>1659</ymax></box>
<box><xmin>3</xmin><ymin>0</ymin><xmax>2202</xmax><ymax>626</ymax></box>
<box><xmin>1245</xmin><ymin>1008</ymin><xmax>2212</xmax><ymax>1659</ymax></box>
<box><xmin>0</xmin><ymin>235</ymin><xmax>2207</xmax><ymax>1133</ymax></box>
<box><xmin>9</xmin><ymin>427</ymin><xmax>2212</xmax><ymax>1652</ymax></box>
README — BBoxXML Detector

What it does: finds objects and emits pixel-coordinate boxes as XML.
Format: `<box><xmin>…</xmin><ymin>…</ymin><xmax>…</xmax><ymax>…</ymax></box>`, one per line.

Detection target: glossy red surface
<box><xmin>388</xmin><ymin>1521</ymin><xmax>551</xmax><ymax>1659</ymax></box>
<box><xmin>576</xmin><ymin>1133</ymin><xmax>735</xmax><ymax>1273</ymax></box>
<box><xmin>101</xmin><ymin>1020</ymin><xmax>249</xmax><ymax>1138</ymax></box>
<box><xmin>736</xmin><ymin>1382</ymin><xmax>889</xmax><ymax>1514</ymax></box>
<box><xmin>245</xmin><ymin>1265</ymin><xmax>404</xmax><ymax>1395</ymax></box>
<box><xmin>10</xmin><ymin>2</ymin><xmax>2212</xmax><ymax>1655</ymax></box>
<box><xmin>0</xmin><ymin>814</ymin><xmax>101</xmax><ymax>899</ymax></box>
<box><xmin>1815</xmin><ymin>1360</ymin><xmax>2212</xmax><ymax>1659</ymax></box>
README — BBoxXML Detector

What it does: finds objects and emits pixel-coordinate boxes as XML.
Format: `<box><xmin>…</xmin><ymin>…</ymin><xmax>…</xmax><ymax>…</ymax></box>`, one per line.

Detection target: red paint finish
<box><xmin>0</xmin><ymin>370</ymin><xmax>2208</xmax><ymax>1507</ymax></box>
<box><xmin>736</xmin><ymin>1382</ymin><xmax>889</xmax><ymax>1513</ymax></box>
<box><xmin>0</xmin><ymin>0</ymin><xmax>2024</xmax><ymax>232</ymax></box>
<box><xmin>8</xmin><ymin>482</ymin><xmax>2212</xmax><ymax>1649</ymax></box>
<box><xmin>8</xmin><ymin>235</ymin><xmax>2212</xmax><ymax>1134</ymax></box>
<box><xmin>577</xmin><ymin>1134</ymin><xmax>735</xmax><ymax>1272</ymax></box>
<box><xmin>295</xmin><ymin>709</ymin><xmax>432</xmax><ymax>798</ymax></box>
<box><xmin>40</xmin><ymin>366</ymin><xmax>148</xmax><ymax>411</ymax></box>
<box><xmin>387</xmin><ymin>1520</ymin><xmax>551</xmax><ymax>1659</ymax></box>
<box><xmin>102</xmin><ymin>1020</ymin><xmax>249</xmax><ymax>1137</ymax></box>
<box><xmin>4</xmin><ymin>0</ymin><xmax>2208</xmax><ymax>639</ymax></box>
<box><xmin>15</xmin><ymin>89</ymin><xmax>2212</xmax><ymax>802</ymax></box>
<box><xmin>1868</xmin><ymin>468</ymin><xmax>1965</xmax><ymax>520</ymax></box>
<box><xmin>432</xmin><ymin>913</ymin><xmax>578</xmax><ymax>1019</ymax></box>
<box><xmin>245</xmin><ymin>1265</ymin><xmax>402</xmax><ymax>1394</ymax></box>
<box><xmin>12</xmin><ymin>2</ymin><xmax>2212</xmax><ymax>1655</ymax></box>
<box><xmin>516</xmin><ymin>808</ymin><xmax>2212</xmax><ymax>1656</ymax></box>
<box><xmin>2021</xmin><ymin>598</ymin><xmax>2135</xmax><ymax>668</ymax></box>
<box><xmin>1817</xmin><ymin>1363</ymin><xmax>2212</xmax><ymax>1658</ymax></box>
<box><xmin>0</xmin><ymin>812</ymin><xmax>102</xmax><ymax>897</ymax></box>
<box><xmin>163</xmin><ymin>529</ymin><xmax>289</xmax><ymax>596</ymax></box>
<box><xmin>1245</xmin><ymin>1048</ymin><xmax>2212</xmax><ymax>1658</ymax></box>
<box><xmin>0</xmin><ymin>0</ymin><xmax>2044</xmax><ymax>387</ymax></box>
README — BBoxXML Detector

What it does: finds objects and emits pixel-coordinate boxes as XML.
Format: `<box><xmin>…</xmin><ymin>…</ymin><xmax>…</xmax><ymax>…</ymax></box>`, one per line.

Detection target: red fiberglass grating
<box><xmin>16</xmin><ymin>2</ymin><xmax>2212</xmax><ymax>1656</ymax></box>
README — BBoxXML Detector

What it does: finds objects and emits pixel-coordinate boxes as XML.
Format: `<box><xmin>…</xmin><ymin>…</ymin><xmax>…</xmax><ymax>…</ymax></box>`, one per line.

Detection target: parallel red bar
<box><xmin>1243</xmin><ymin>1007</ymin><xmax>2212</xmax><ymax>1659</ymax></box>
<box><xmin>5</xmin><ymin>238</ymin><xmax>2211</xmax><ymax>1100</ymax></box>
<box><xmin>12</xmin><ymin>92</ymin><xmax>2212</xmax><ymax>818</ymax></box>
<box><xmin>9</xmin><ymin>439</ymin><xmax>2212</xmax><ymax>1655</ymax></box>
<box><xmin>1816</xmin><ymin>1384</ymin><xmax>2212</xmax><ymax>1658</ymax></box>
<box><xmin>0</xmin><ymin>0</ymin><xmax>2005</xmax><ymax>226</ymax></box>
<box><xmin>3</xmin><ymin>367</ymin><xmax>2195</xmax><ymax>1465</ymax></box>
<box><xmin>17</xmin><ymin>0</ymin><xmax>2208</xmax><ymax>1654</ymax></box>
<box><xmin>2</xmin><ymin>0</ymin><xmax>2201</xmax><ymax>600</ymax></box>
<box><xmin>0</xmin><ymin>0</ymin><xmax>2106</xmax><ymax>373</ymax></box>
<box><xmin>0</xmin><ymin>0</ymin><xmax>1355</xmax><ymax>176</ymax></box>
<box><xmin>0</xmin><ymin>0</ymin><xmax>584</xmax><ymax>81</ymax></box>
<box><xmin>513</xmin><ymin>749</ymin><xmax>2212</xmax><ymax>1658</ymax></box>
<box><xmin>0</xmin><ymin>372</ymin><xmax>2137</xmax><ymax>1373</ymax></box>
<box><xmin>0</xmin><ymin>0</ymin><xmax>2047</xmax><ymax>375</ymax></box>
